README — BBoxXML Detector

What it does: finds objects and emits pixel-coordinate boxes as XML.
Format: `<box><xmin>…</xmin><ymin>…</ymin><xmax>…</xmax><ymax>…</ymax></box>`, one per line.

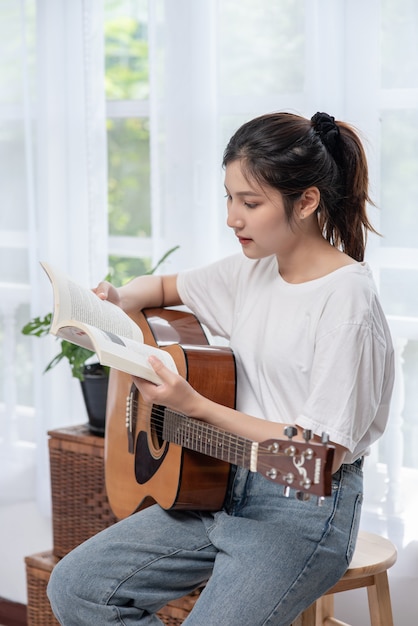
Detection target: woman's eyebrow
<box><xmin>224</xmin><ymin>186</ymin><xmax>263</xmax><ymax>197</ymax></box>
<box><xmin>235</xmin><ymin>191</ymin><xmax>263</xmax><ymax>197</ymax></box>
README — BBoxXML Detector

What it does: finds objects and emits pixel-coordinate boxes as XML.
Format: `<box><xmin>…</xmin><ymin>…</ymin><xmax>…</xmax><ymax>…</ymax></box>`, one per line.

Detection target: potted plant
<box><xmin>21</xmin><ymin>314</ymin><xmax>109</xmax><ymax>434</ymax></box>
<box><xmin>22</xmin><ymin>247</ymin><xmax>179</xmax><ymax>435</ymax></box>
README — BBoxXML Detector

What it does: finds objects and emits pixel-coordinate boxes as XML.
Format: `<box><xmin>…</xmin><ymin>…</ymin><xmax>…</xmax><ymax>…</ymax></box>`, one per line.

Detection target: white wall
<box><xmin>0</xmin><ymin>501</ymin><xmax>52</xmax><ymax>604</ymax></box>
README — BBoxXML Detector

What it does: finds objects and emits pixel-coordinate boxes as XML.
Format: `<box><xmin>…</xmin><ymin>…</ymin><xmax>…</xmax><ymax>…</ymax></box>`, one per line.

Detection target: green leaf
<box><xmin>147</xmin><ymin>245</ymin><xmax>180</xmax><ymax>275</ymax></box>
<box><xmin>21</xmin><ymin>313</ymin><xmax>52</xmax><ymax>337</ymax></box>
<box><xmin>44</xmin><ymin>342</ymin><xmax>95</xmax><ymax>381</ymax></box>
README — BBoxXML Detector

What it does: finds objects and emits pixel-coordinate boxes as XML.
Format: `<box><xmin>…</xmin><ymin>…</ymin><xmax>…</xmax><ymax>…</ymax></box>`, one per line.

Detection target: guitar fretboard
<box><xmin>163</xmin><ymin>409</ymin><xmax>258</xmax><ymax>470</ymax></box>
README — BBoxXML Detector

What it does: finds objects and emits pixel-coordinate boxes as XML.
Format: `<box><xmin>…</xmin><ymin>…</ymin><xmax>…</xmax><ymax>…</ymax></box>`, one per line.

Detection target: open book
<box><xmin>41</xmin><ymin>261</ymin><xmax>178</xmax><ymax>384</ymax></box>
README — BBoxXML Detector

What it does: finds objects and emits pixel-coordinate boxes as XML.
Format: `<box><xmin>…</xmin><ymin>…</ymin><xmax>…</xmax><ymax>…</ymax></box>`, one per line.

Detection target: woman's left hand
<box><xmin>132</xmin><ymin>355</ymin><xmax>203</xmax><ymax>418</ymax></box>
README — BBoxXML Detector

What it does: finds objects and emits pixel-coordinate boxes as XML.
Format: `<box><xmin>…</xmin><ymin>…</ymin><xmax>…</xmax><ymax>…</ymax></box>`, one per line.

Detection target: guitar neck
<box><xmin>163</xmin><ymin>409</ymin><xmax>258</xmax><ymax>470</ymax></box>
<box><xmin>162</xmin><ymin>408</ymin><xmax>335</xmax><ymax>498</ymax></box>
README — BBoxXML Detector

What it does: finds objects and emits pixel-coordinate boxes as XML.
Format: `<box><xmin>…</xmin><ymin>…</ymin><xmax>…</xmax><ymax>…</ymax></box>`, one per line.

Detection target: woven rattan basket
<box><xmin>48</xmin><ymin>424</ymin><xmax>118</xmax><ymax>557</ymax></box>
<box><xmin>25</xmin><ymin>551</ymin><xmax>200</xmax><ymax>625</ymax></box>
<box><xmin>25</xmin><ymin>552</ymin><xmax>60</xmax><ymax>626</ymax></box>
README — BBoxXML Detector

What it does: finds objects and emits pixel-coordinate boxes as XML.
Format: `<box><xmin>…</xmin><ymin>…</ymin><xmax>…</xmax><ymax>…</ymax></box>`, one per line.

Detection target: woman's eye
<box><xmin>244</xmin><ymin>202</ymin><xmax>258</xmax><ymax>209</ymax></box>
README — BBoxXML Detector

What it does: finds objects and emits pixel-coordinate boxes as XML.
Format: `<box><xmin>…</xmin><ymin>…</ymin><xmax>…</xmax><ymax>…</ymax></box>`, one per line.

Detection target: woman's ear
<box><xmin>298</xmin><ymin>187</ymin><xmax>320</xmax><ymax>219</ymax></box>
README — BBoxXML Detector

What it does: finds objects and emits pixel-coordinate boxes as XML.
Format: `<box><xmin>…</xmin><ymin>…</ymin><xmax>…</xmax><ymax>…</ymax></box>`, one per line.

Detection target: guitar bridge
<box><xmin>125</xmin><ymin>385</ymin><xmax>138</xmax><ymax>454</ymax></box>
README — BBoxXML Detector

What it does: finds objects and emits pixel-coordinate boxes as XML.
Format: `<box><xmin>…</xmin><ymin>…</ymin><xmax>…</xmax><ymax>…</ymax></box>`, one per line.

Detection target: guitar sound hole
<box><xmin>150</xmin><ymin>404</ymin><xmax>165</xmax><ymax>448</ymax></box>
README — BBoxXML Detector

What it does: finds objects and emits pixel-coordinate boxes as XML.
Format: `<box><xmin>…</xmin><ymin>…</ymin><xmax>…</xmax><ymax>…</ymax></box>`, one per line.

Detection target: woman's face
<box><xmin>224</xmin><ymin>159</ymin><xmax>298</xmax><ymax>260</ymax></box>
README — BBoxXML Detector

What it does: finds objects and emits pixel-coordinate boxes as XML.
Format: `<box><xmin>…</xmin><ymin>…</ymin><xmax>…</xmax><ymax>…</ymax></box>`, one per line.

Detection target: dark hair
<box><xmin>222</xmin><ymin>111</ymin><xmax>377</xmax><ymax>261</ymax></box>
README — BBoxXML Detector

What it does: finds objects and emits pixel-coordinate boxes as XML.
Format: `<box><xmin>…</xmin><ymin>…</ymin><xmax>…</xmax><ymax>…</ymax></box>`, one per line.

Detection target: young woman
<box><xmin>47</xmin><ymin>111</ymin><xmax>394</xmax><ymax>625</ymax></box>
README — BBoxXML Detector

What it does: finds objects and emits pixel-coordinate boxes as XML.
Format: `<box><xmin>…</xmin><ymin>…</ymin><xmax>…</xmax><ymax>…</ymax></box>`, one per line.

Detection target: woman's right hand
<box><xmin>92</xmin><ymin>281</ymin><xmax>121</xmax><ymax>306</ymax></box>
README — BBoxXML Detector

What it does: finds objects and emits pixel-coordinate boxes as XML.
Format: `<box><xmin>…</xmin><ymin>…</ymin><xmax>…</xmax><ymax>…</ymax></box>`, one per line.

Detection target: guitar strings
<box><xmin>125</xmin><ymin>398</ymin><xmax>327</xmax><ymax>491</ymax></box>
<box><xmin>132</xmin><ymin>401</ymin><xmax>254</xmax><ymax>458</ymax></box>
<box><xmin>129</xmin><ymin>399</ymin><xmax>302</xmax><ymax>459</ymax></box>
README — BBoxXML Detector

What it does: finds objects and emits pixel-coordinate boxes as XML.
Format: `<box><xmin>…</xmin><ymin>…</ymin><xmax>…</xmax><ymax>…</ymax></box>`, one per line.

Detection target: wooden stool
<box><xmin>293</xmin><ymin>531</ymin><xmax>397</xmax><ymax>626</ymax></box>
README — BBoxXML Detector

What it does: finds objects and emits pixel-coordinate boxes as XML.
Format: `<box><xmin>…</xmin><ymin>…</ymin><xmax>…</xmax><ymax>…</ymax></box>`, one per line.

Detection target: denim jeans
<box><xmin>47</xmin><ymin>460</ymin><xmax>363</xmax><ymax>626</ymax></box>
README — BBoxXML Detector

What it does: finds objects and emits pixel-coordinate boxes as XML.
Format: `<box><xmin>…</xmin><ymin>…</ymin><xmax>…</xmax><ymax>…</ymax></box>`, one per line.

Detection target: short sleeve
<box><xmin>177</xmin><ymin>254</ymin><xmax>250</xmax><ymax>339</ymax></box>
<box><xmin>297</xmin><ymin>292</ymin><xmax>394</xmax><ymax>455</ymax></box>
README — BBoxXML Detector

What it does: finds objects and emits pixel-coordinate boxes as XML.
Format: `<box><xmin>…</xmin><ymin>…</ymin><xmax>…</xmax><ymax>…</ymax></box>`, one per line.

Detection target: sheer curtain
<box><xmin>0</xmin><ymin>0</ymin><xmax>37</xmax><ymax>506</ymax></box>
<box><xmin>0</xmin><ymin>0</ymin><xmax>108</xmax><ymax>602</ymax></box>
<box><xmin>0</xmin><ymin>0</ymin><xmax>108</xmax><ymax>513</ymax></box>
<box><xmin>33</xmin><ymin>0</ymin><xmax>108</xmax><ymax>512</ymax></box>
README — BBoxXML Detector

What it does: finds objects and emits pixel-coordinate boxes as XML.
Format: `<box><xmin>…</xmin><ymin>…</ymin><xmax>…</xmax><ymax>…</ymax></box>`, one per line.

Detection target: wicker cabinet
<box><xmin>25</xmin><ymin>551</ymin><xmax>59</xmax><ymax>626</ymax></box>
<box><xmin>25</xmin><ymin>425</ymin><xmax>199</xmax><ymax>625</ymax></box>
<box><xmin>47</xmin><ymin>425</ymin><xmax>117</xmax><ymax>557</ymax></box>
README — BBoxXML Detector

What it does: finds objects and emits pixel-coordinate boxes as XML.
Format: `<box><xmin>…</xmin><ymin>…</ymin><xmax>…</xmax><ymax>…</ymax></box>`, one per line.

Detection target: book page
<box><xmin>41</xmin><ymin>261</ymin><xmax>143</xmax><ymax>342</ymax></box>
<box><xmin>57</xmin><ymin>323</ymin><xmax>178</xmax><ymax>385</ymax></box>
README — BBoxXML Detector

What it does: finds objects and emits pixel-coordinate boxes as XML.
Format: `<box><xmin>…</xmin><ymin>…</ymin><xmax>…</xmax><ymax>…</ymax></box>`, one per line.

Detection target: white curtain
<box><xmin>0</xmin><ymin>0</ymin><xmax>108</xmax><ymax>512</ymax></box>
<box><xmin>34</xmin><ymin>0</ymin><xmax>108</xmax><ymax>512</ymax></box>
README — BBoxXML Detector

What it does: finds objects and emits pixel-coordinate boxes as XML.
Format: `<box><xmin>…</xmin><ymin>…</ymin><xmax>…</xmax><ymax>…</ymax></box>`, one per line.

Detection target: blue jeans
<box><xmin>47</xmin><ymin>460</ymin><xmax>363</xmax><ymax>626</ymax></box>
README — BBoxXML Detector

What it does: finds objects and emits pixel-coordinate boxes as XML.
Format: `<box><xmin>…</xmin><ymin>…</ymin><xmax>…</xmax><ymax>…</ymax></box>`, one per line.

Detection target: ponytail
<box><xmin>313</xmin><ymin>114</ymin><xmax>378</xmax><ymax>261</ymax></box>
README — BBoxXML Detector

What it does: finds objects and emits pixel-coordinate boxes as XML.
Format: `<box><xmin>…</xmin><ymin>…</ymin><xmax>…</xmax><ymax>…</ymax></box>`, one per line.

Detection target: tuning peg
<box><xmin>269</xmin><ymin>441</ymin><xmax>280</xmax><ymax>454</ymax></box>
<box><xmin>266</xmin><ymin>468</ymin><xmax>278</xmax><ymax>480</ymax></box>
<box><xmin>303</xmin><ymin>429</ymin><xmax>312</xmax><ymax>442</ymax></box>
<box><xmin>284</xmin><ymin>444</ymin><xmax>297</xmax><ymax>457</ymax></box>
<box><xmin>296</xmin><ymin>491</ymin><xmax>310</xmax><ymax>502</ymax></box>
<box><xmin>284</xmin><ymin>472</ymin><xmax>294</xmax><ymax>485</ymax></box>
<box><xmin>301</xmin><ymin>478</ymin><xmax>312</xmax><ymax>490</ymax></box>
<box><xmin>284</xmin><ymin>426</ymin><xmax>298</xmax><ymax>439</ymax></box>
<box><xmin>321</xmin><ymin>431</ymin><xmax>330</xmax><ymax>445</ymax></box>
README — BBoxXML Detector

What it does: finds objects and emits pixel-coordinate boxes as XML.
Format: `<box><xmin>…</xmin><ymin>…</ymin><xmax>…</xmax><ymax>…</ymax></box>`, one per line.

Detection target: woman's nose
<box><xmin>226</xmin><ymin>204</ymin><xmax>244</xmax><ymax>230</ymax></box>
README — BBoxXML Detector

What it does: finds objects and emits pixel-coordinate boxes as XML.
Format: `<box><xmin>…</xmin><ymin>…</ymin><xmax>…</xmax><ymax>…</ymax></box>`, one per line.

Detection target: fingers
<box><xmin>92</xmin><ymin>281</ymin><xmax>110</xmax><ymax>299</ymax></box>
<box><xmin>147</xmin><ymin>355</ymin><xmax>167</xmax><ymax>376</ymax></box>
<box><xmin>132</xmin><ymin>356</ymin><xmax>169</xmax><ymax>395</ymax></box>
<box><xmin>133</xmin><ymin>356</ymin><xmax>184</xmax><ymax>406</ymax></box>
<box><xmin>133</xmin><ymin>358</ymin><xmax>202</xmax><ymax>420</ymax></box>
<box><xmin>92</xmin><ymin>281</ymin><xmax>120</xmax><ymax>304</ymax></box>
<box><xmin>132</xmin><ymin>361</ymin><xmax>167</xmax><ymax>405</ymax></box>
<box><xmin>132</xmin><ymin>375</ymin><xmax>158</xmax><ymax>404</ymax></box>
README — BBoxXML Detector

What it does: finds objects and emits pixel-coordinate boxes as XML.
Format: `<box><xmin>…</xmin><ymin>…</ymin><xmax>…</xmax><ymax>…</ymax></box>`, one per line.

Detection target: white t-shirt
<box><xmin>177</xmin><ymin>254</ymin><xmax>394</xmax><ymax>464</ymax></box>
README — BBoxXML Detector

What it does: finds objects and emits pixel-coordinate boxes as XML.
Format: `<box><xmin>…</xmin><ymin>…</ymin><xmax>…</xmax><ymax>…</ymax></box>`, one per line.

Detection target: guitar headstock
<box><xmin>257</xmin><ymin>429</ymin><xmax>334</xmax><ymax>498</ymax></box>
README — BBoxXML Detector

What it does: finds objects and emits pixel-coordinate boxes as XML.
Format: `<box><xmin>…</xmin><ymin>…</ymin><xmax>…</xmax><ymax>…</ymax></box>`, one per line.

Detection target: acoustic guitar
<box><xmin>104</xmin><ymin>308</ymin><xmax>334</xmax><ymax>520</ymax></box>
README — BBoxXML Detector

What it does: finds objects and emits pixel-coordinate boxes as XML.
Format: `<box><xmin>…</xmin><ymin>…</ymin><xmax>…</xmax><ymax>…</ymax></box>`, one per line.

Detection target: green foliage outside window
<box><xmin>104</xmin><ymin>10</ymin><xmax>149</xmax><ymax>101</ymax></box>
<box><xmin>107</xmin><ymin>118</ymin><xmax>151</xmax><ymax>239</ymax></box>
<box><xmin>104</xmin><ymin>0</ymin><xmax>151</xmax><ymax>273</ymax></box>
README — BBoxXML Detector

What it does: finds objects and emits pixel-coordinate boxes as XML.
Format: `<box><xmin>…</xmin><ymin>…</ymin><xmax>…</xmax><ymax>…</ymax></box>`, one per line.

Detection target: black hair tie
<box><xmin>311</xmin><ymin>111</ymin><xmax>340</xmax><ymax>158</ymax></box>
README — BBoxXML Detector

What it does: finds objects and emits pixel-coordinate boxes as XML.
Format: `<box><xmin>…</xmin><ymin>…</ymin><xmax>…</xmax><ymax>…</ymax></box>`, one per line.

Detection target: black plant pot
<box><xmin>80</xmin><ymin>363</ymin><xmax>109</xmax><ymax>436</ymax></box>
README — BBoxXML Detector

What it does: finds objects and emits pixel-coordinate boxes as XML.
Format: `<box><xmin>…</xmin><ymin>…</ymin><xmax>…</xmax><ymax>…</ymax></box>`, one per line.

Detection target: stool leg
<box><xmin>297</xmin><ymin>602</ymin><xmax>316</xmax><ymax>626</ymax></box>
<box><xmin>367</xmin><ymin>572</ymin><xmax>394</xmax><ymax>626</ymax></box>
<box><xmin>316</xmin><ymin>594</ymin><xmax>334</xmax><ymax>623</ymax></box>
<box><xmin>291</xmin><ymin>601</ymin><xmax>317</xmax><ymax>626</ymax></box>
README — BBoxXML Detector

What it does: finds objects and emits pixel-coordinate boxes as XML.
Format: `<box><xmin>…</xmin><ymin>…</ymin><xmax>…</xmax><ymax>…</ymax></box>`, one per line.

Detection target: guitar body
<box><xmin>105</xmin><ymin>308</ymin><xmax>236</xmax><ymax>520</ymax></box>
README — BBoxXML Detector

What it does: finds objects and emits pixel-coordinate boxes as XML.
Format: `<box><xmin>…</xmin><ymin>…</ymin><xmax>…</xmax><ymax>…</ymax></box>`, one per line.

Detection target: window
<box><xmin>104</xmin><ymin>0</ymin><xmax>151</xmax><ymax>284</ymax></box>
